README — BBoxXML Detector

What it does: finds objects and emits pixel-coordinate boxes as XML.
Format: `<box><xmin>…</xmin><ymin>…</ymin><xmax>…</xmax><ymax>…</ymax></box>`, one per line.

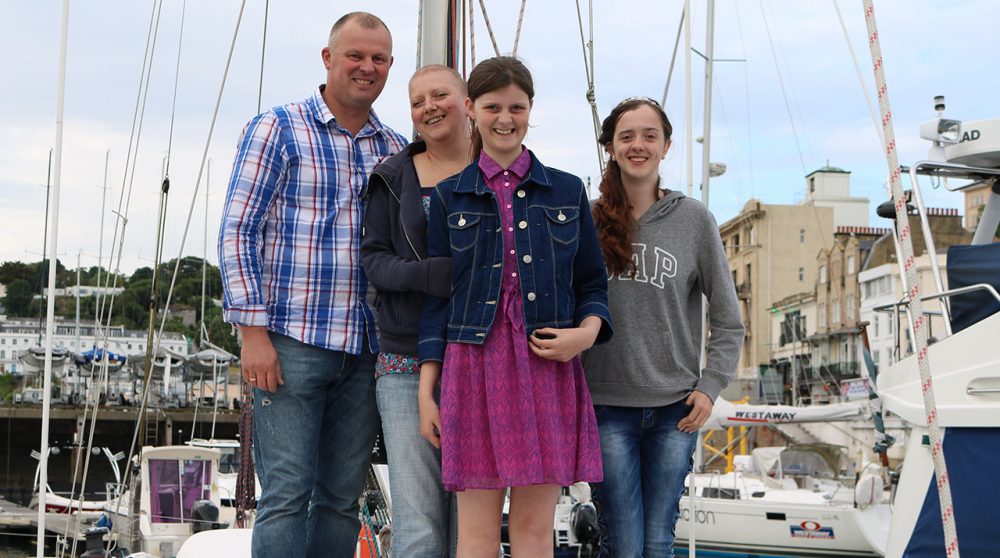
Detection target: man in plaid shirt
<box><xmin>218</xmin><ymin>12</ymin><xmax>407</xmax><ymax>557</ymax></box>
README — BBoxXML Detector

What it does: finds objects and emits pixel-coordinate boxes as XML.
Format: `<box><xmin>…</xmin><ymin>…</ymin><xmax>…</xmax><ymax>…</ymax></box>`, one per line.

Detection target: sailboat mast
<box><xmin>37</xmin><ymin>2</ymin><xmax>71</xmax><ymax>555</ymax></box>
<box><xmin>418</xmin><ymin>0</ymin><xmax>459</xmax><ymax>68</ymax></box>
<box><xmin>700</xmin><ymin>0</ymin><xmax>716</xmax><ymax>208</ymax></box>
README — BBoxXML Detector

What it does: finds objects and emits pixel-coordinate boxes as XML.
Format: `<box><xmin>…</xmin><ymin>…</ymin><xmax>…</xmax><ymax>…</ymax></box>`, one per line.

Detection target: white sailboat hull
<box><xmin>675</xmin><ymin>494</ymin><xmax>888</xmax><ymax>557</ymax></box>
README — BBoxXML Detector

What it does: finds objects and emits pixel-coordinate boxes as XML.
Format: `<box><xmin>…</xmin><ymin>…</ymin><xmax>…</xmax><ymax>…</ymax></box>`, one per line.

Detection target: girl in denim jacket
<box><xmin>417</xmin><ymin>56</ymin><xmax>612</xmax><ymax>557</ymax></box>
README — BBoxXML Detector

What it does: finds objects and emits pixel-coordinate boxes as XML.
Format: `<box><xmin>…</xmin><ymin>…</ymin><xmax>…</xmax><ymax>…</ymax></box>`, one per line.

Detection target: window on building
<box><xmin>809</xmin><ymin>177</ymin><xmax>816</xmax><ymax>193</ymax></box>
<box><xmin>798</xmin><ymin>267</ymin><xmax>804</xmax><ymax>282</ymax></box>
<box><xmin>846</xmin><ymin>294</ymin><xmax>855</xmax><ymax>320</ymax></box>
<box><xmin>12</xmin><ymin>338</ymin><xmax>17</xmax><ymax>346</ymax></box>
<box><xmin>874</xmin><ymin>314</ymin><xmax>880</xmax><ymax>337</ymax></box>
<box><xmin>0</xmin><ymin>350</ymin><xmax>5</xmax><ymax>359</ymax></box>
<box><xmin>819</xmin><ymin>303</ymin><xmax>826</xmax><ymax>325</ymax></box>
<box><xmin>847</xmin><ymin>255</ymin><xmax>856</xmax><ymax>274</ymax></box>
<box><xmin>800</xmin><ymin>228</ymin><xmax>805</xmax><ymax>243</ymax></box>
<box><xmin>873</xmin><ymin>349</ymin><xmax>880</xmax><ymax>364</ymax></box>
<box><xmin>0</xmin><ymin>338</ymin><xmax>4</xmax><ymax>345</ymax></box>
<box><xmin>832</xmin><ymin>300</ymin><xmax>840</xmax><ymax>324</ymax></box>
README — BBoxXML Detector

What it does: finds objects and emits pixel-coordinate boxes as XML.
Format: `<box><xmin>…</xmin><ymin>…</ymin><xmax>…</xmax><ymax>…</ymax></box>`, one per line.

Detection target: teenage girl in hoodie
<box><xmin>584</xmin><ymin>97</ymin><xmax>745</xmax><ymax>558</ymax></box>
<box><xmin>418</xmin><ymin>56</ymin><xmax>612</xmax><ymax>557</ymax></box>
<box><xmin>361</xmin><ymin>65</ymin><xmax>471</xmax><ymax>557</ymax></box>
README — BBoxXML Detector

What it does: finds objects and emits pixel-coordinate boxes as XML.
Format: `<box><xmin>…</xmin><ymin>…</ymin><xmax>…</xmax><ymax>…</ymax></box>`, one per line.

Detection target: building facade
<box><xmin>719</xmin><ymin>200</ymin><xmax>834</xmax><ymax>380</ymax></box>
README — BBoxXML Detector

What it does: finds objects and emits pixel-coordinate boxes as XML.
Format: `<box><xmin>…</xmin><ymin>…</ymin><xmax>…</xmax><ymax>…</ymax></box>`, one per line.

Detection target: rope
<box><xmin>415</xmin><ymin>0</ymin><xmax>422</xmax><ymax>67</ymax></box>
<box><xmin>235</xmin><ymin>380</ymin><xmax>256</xmax><ymax>527</ymax></box>
<box><xmin>573</xmin><ymin>0</ymin><xmax>604</xmax><ymax>176</ymax></box>
<box><xmin>476</xmin><ymin>0</ymin><xmax>501</xmax><ymax>56</ymax></box>
<box><xmin>862</xmin><ymin>2</ymin><xmax>959</xmax><ymax>556</ymax></box>
<box><xmin>468</xmin><ymin>0</ymin><xmax>475</xmax><ymax>68</ymax></box>
<box><xmin>511</xmin><ymin>0</ymin><xmax>527</xmax><ymax>57</ymax></box>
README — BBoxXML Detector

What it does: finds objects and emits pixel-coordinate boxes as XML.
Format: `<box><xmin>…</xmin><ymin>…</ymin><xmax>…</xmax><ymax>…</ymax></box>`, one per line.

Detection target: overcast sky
<box><xmin>1</xmin><ymin>0</ymin><xmax>997</xmax><ymax>276</ymax></box>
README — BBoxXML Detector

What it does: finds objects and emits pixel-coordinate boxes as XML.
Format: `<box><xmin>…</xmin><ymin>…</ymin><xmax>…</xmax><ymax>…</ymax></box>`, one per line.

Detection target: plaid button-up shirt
<box><xmin>219</xmin><ymin>87</ymin><xmax>408</xmax><ymax>353</ymax></box>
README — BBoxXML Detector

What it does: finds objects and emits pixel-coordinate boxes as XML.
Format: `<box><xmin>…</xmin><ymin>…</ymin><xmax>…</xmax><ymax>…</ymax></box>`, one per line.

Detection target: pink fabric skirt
<box><xmin>439</xmin><ymin>289</ymin><xmax>603</xmax><ymax>491</ymax></box>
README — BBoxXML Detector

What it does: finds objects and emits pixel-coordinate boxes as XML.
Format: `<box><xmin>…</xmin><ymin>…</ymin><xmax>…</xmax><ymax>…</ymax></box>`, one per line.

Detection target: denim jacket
<box><xmin>418</xmin><ymin>150</ymin><xmax>613</xmax><ymax>363</ymax></box>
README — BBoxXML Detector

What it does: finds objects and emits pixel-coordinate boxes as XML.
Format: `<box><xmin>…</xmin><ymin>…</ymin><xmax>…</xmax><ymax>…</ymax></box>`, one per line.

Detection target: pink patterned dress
<box><xmin>439</xmin><ymin>149</ymin><xmax>603</xmax><ymax>491</ymax></box>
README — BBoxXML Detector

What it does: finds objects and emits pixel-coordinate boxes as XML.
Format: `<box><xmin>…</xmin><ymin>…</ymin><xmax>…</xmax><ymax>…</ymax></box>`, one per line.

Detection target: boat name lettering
<box><xmin>959</xmin><ymin>129</ymin><xmax>981</xmax><ymax>143</ymax></box>
<box><xmin>680</xmin><ymin>508</ymin><xmax>716</xmax><ymax>525</ymax></box>
<box><xmin>731</xmin><ymin>410</ymin><xmax>798</xmax><ymax>422</ymax></box>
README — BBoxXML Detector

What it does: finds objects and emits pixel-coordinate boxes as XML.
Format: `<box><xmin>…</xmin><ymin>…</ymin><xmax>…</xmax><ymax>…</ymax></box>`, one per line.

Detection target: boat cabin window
<box><xmin>701</xmin><ymin>487</ymin><xmax>740</xmax><ymax>499</ymax></box>
<box><xmin>149</xmin><ymin>458</ymin><xmax>212</xmax><ymax>524</ymax></box>
<box><xmin>218</xmin><ymin>450</ymin><xmax>240</xmax><ymax>475</ymax></box>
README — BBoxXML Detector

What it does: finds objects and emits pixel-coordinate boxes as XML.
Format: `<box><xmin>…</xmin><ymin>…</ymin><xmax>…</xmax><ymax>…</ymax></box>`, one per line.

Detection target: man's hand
<box><xmin>527</xmin><ymin>316</ymin><xmax>602</xmax><ymax>363</ymax></box>
<box><xmin>677</xmin><ymin>390</ymin><xmax>713</xmax><ymax>433</ymax></box>
<box><xmin>240</xmin><ymin>326</ymin><xmax>284</xmax><ymax>393</ymax></box>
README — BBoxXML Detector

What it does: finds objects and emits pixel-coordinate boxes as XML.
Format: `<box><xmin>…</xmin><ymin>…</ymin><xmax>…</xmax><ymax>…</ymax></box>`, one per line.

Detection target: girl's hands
<box><xmin>419</xmin><ymin>394</ymin><xmax>443</xmax><ymax>448</ymax></box>
<box><xmin>418</xmin><ymin>361</ymin><xmax>444</xmax><ymax>448</ymax></box>
<box><xmin>677</xmin><ymin>390</ymin><xmax>714</xmax><ymax>433</ymax></box>
<box><xmin>528</xmin><ymin>316</ymin><xmax>602</xmax><ymax>362</ymax></box>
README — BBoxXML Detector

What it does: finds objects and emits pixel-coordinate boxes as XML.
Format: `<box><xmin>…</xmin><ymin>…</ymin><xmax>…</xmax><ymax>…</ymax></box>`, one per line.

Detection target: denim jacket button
<box><xmin>516</xmin><ymin>190</ymin><xmax>526</xmax><ymax>198</ymax></box>
<box><xmin>518</xmin><ymin>220</ymin><xmax>528</xmax><ymax>229</ymax></box>
<box><xmin>522</xmin><ymin>254</ymin><xmax>532</xmax><ymax>264</ymax></box>
<box><xmin>527</xmin><ymin>292</ymin><xmax>537</xmax><ymax>302</ymax></box>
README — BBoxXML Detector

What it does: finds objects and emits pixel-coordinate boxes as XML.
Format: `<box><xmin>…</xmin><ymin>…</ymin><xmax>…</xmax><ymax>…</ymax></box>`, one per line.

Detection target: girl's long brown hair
<box><xmin>592</xmin><ymin>98</ymin><xmax>673</xmax><ymax>276</ymax></box>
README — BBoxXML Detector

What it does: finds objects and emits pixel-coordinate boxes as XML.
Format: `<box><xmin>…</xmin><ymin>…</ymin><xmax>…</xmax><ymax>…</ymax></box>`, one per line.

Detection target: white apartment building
<box><xmin>858</xmin><ymin>253</ymin><xmax>950</xmax><ymax>370</ymax></box>
<box><xmin>0</xmin><ymin>318</ymin><xmax>187</xmax><ymax>375</ymax></box>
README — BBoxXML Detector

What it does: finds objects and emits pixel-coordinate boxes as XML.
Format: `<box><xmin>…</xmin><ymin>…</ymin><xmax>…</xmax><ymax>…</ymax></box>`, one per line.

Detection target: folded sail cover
<box><xmin>903</xmin><ymin>427</ymin><xmax>1000</xmax><ymax>557</ymax></box>
<box><xmin>703</xmin><ymin>399</ymin><xmax>866</xmax><ymax>430</ymax></box>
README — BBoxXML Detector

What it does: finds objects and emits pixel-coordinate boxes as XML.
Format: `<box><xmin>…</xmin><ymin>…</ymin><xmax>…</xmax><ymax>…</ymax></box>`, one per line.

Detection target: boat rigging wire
<box><xmin>257</xmin><ymin>0</ymin><xmax>269</xmax><ymax>113</ymax></box>
<box><xmin>862</xmin><ymin>2</ymin><xmax>960</xmax><ymax>555</ymax></box>
<box><xmin>573</xmin><ymin>0</ymin><xmax>604</xmax><ymax>177</ymax></box>
<box><xmin>164</xmin><ymin>0</ymin><xmax>187</xmax><ymax>179</ymax></box>
<box><xmin>733</xmin><ymin>0</ymin><xmax>756</xmax><ymax>198</ymax></box>
<box><xmin>660</xmin><ymin>5</ymin><xmax>686</xmax><ymax>107</ymax></box>
<box><xmin>831</xmin><ymin>0</ymin><xmax>884</xmax><ymax>149</ymax></box>
<box><xmin>44</xmin><ymin>0</ymin><xmax>166</xmax><ymax>552</ymax></box>
<box><xmin>756</xmin><ymin>0</ymin><xmax>807</xmax><ymax>175</ymax></box>
<box><xmin>137</xmin><ymin>0</ymin><xmax>249</xmax><ymax>499</ymax></box>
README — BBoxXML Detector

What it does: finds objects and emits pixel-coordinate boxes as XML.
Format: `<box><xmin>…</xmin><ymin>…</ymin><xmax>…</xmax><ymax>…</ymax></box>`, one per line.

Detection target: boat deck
<box><xmin>0</xmin><ymin>497</ymin><xmax>95</xmax><ymax>546</ymax></box>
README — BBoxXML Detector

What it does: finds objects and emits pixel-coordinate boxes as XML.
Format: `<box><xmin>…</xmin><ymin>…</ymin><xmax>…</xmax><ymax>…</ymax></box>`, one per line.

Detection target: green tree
<box><xmin>3</xmin><ymin>279</ymin><xmax>35</xmax><ymax>316</ymax></box>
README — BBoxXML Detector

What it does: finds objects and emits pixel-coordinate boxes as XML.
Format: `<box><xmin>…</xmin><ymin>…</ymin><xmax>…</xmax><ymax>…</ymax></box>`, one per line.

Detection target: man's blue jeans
<box><xmin>376</xmin><ymin>373</ymin><xmax>456</xmax><ymax>557</ymax></box>
<box><xmin>592</xmin><ymin>401</ymin><xmax>697</xmax><ymax>558</ymax></box>
<box><xmin>251</xmin><ymin>332</ymin><xmax>379</xmax><ymax>558</ymax></box>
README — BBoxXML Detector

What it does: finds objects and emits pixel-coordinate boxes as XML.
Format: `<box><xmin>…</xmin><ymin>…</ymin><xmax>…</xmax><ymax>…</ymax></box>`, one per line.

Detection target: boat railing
<box><xmin>873</xmin><ymin>283</ymin><xmax>1000</xmax><ymax>358</ymax></box>
<box><xmin>894</xmin><ymin>161</ymin><xmax>1000</xmax><ymax>338</ymax></box>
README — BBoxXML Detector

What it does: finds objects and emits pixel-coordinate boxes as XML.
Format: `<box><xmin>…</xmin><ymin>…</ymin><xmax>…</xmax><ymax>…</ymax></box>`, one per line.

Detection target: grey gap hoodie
<box><xmin>582</xmin><ymin>189</ymin><xmax>744</xmax><ymax>407</ymax></box>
